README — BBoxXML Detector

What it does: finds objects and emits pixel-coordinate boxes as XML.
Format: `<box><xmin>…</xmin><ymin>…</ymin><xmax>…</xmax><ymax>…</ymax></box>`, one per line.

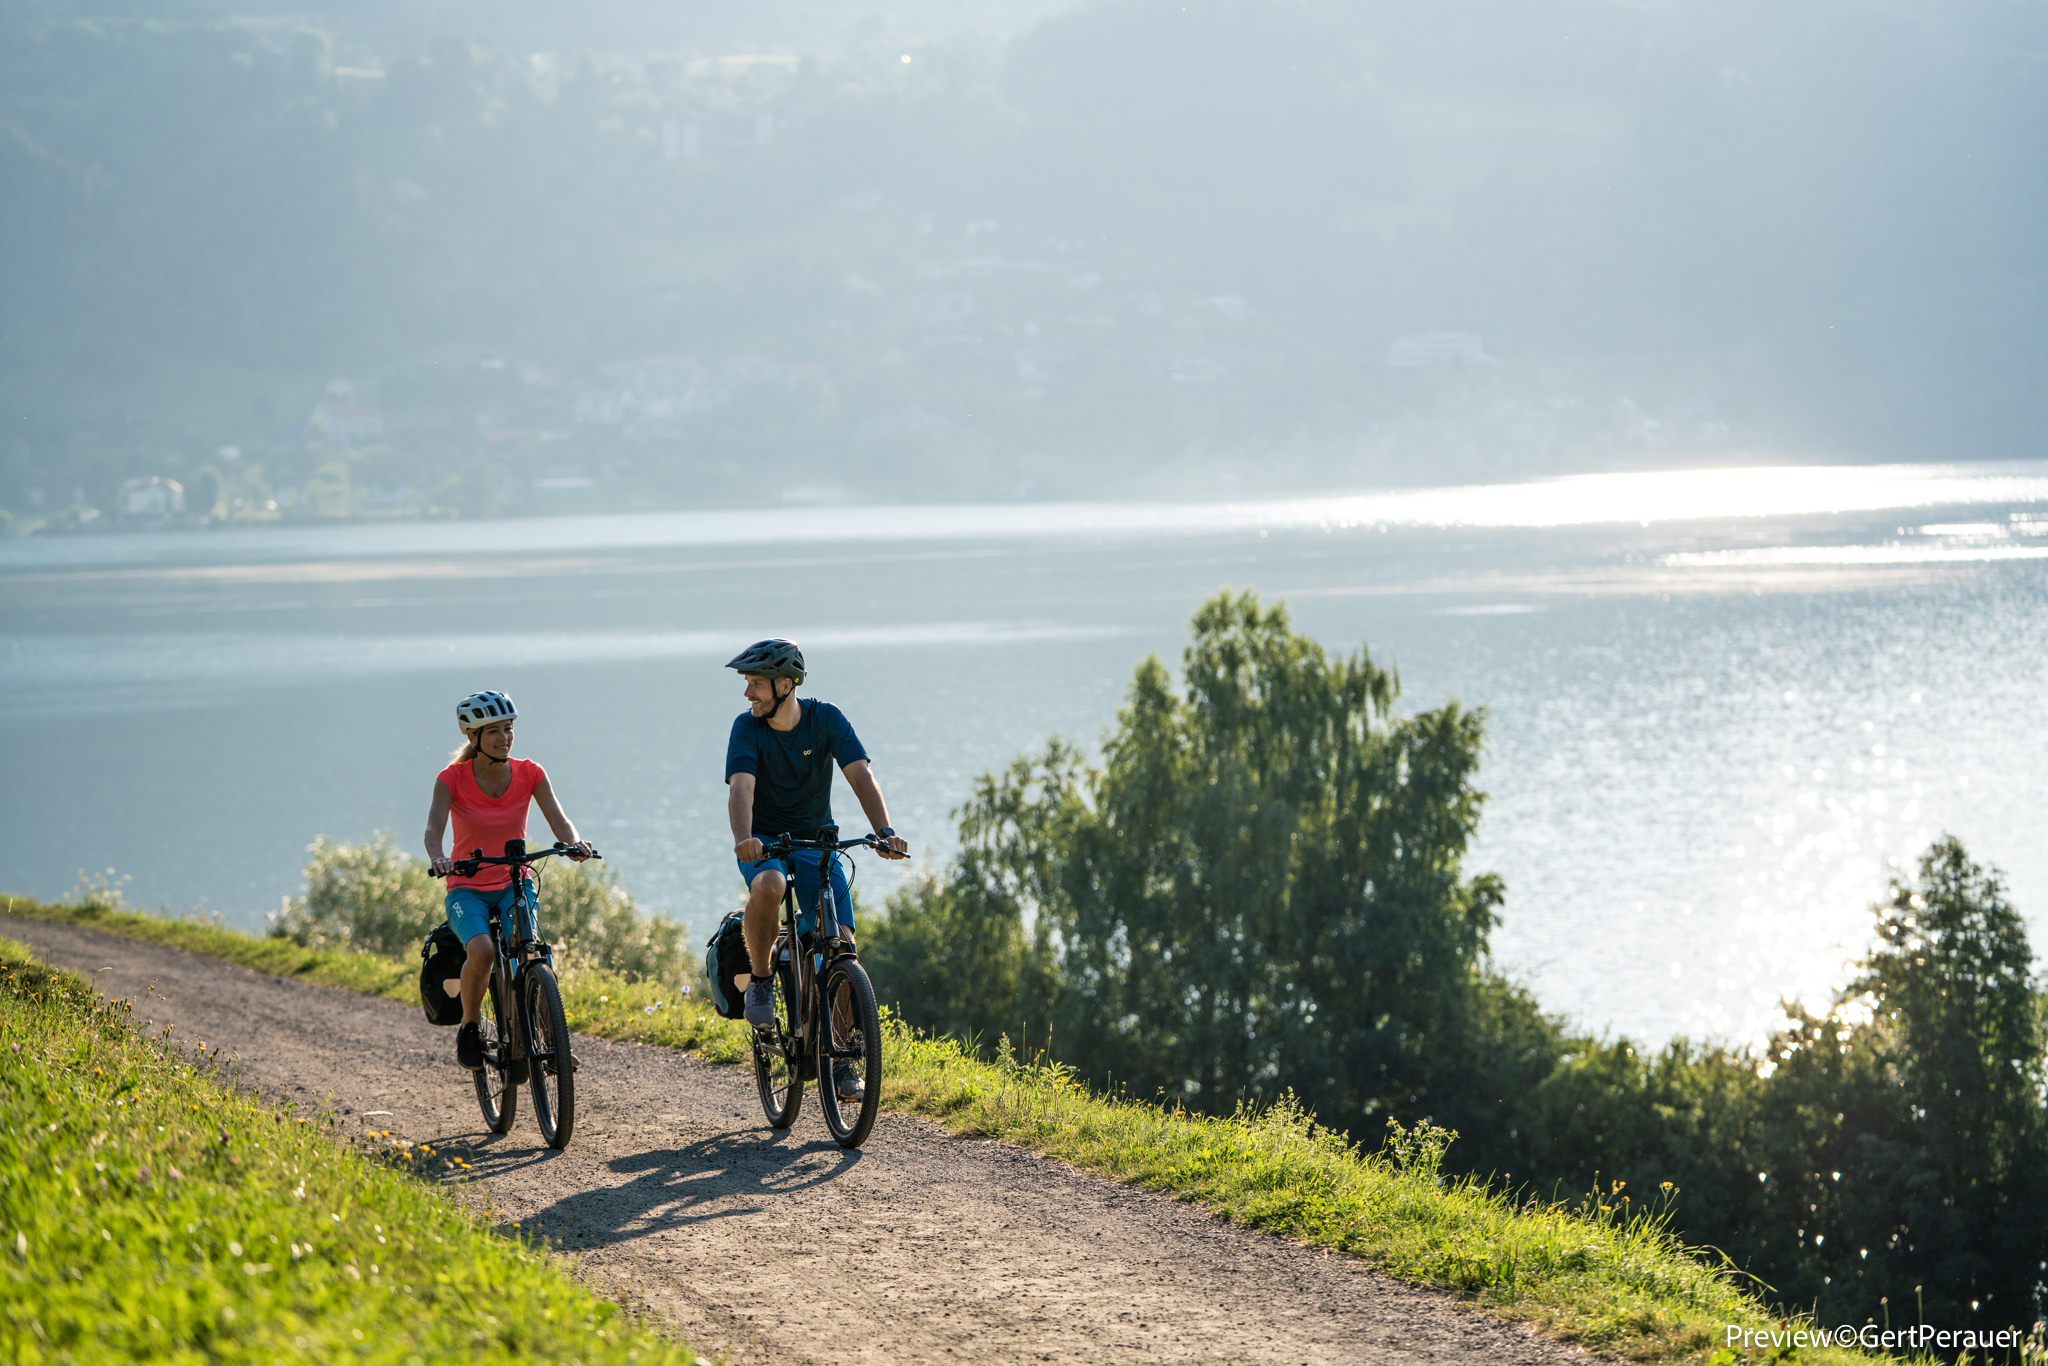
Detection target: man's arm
<box><xmin>729</xmin><ymin>772</ymin><xmax>763</xmax><ymax>862</ymax></box>
<box><xmin>842</xmin><ymin>760</ymin><xmax>907</xmax><ymax>858</ymax></box>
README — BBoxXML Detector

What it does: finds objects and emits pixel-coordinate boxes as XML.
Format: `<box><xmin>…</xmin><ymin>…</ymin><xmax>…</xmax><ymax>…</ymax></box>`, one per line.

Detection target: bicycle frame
<box><xmin>763</xmin><ymin>826</ymin><xmax>871</xmax><ymax>1070</ymax></box>
<box><xmin>444</xmin><ymin>840</ymin><xmax>585</xmax><ymax>1076</ymax></box>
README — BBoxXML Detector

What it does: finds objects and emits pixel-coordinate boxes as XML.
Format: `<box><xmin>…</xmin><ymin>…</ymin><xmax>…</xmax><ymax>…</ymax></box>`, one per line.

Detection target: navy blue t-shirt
<box><xmin>725</xmin><ymin>699</ymin><xmax>870</xmax><ymax>841</ymax></box>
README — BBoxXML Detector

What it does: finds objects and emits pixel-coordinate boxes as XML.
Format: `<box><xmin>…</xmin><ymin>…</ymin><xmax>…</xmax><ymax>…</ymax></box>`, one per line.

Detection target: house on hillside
<box><xmin>122</xmin><ymin>475</ymin><xmax>185</xmax><ymax>517</ymax></box>
<box><xmin>310</xmin><ymin>378</ymin><xmax>385</xmax><ymax>444</ymax></box>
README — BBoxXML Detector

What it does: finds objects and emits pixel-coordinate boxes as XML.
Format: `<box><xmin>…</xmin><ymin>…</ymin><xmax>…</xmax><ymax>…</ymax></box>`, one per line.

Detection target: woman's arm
<box><xmin>424</xmin><ymin>779</ymin><xmax>456</xmax><ymax>877</ymax></box>
<box><xmin>533</xmin><ymin>776</ymin><xmax>595</xmax><ymax>861</ymax></box>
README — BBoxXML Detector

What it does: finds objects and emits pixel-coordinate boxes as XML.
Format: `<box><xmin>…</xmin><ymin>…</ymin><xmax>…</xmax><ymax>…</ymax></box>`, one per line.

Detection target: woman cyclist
<box><xmin>424</xmin><ymin>690</ymin><xmax>594</xmax><ymax>1071</ymax></box>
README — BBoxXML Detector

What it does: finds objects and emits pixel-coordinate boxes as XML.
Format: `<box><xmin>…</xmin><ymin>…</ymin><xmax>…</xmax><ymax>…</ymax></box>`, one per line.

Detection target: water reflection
<box><xmin>5</xmin><ymin>461</ymin><xmax>2047</xmax><ymax>1050</ymax></box>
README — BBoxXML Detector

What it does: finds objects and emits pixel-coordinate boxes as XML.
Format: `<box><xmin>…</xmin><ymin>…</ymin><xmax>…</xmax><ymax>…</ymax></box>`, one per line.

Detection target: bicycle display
<box><xmin>432</xmin><ymin>839</ymin><xmax>591</xmax><ymax>1149</ymax></box>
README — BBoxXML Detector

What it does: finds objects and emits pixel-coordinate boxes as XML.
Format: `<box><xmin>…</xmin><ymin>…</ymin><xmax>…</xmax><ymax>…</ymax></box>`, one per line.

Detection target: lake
<box><xmin>6</xmin><ymin>460</ymin><xmax>2047</xmax><ymax>1048</ymax></box>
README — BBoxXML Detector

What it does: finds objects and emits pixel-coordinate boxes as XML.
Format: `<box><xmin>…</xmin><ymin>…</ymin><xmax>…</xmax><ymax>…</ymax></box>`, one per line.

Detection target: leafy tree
<box><xmin>1500</xmin><ymin>837</ymin><xmax>2047</xmax><ymax>1331</ymax></box>
<box><xmin>872</xmin><ymin>590</ymin><xmax>1538</xmax><ymax>1135</ymax></box>
<box><xmin>862</xmin><ymin>749</ymin><xmax>1070</xmax><ymax>1054</ymax></box>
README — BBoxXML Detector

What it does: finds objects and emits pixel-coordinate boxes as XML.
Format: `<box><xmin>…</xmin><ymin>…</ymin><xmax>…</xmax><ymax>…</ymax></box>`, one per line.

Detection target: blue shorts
<box><xmin>445</xmin><ymin>880</ymin><xmax>537</xmax><ymax>946</ymax></box>
<box><xmin>737</xmin><ymin>849</ymin><xmax>853</xmax><ymax>937</ymax></box>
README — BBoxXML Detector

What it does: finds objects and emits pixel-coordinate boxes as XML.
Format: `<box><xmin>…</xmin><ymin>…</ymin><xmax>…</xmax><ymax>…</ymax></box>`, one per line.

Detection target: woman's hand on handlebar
<box><xmin>562</xmin><ymin>840</ymin><xmax>597</xmax><ymax>863</ymax></box>
<box><xmin>429</xmin><ymin>854</ymin><xmax>456</xmax><ymax>879</ymax></box>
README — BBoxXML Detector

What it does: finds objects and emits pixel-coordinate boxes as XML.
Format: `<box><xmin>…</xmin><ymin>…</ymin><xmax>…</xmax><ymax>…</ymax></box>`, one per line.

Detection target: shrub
<box><xmin>269</xmin><ymin>834</ymin><xmax>687</xmax><ymax>984</ymax></box>
<box><xmin>268</xmin><ymin>834</ymin><xmax>440</xmax><ymax>955</ymax></box>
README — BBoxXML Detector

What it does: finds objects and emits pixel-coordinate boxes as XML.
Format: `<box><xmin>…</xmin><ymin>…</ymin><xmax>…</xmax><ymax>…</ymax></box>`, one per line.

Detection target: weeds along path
<box><xmin>3</xmin><ymin>914</ymin><xmax>1591</xmax><ymax>1366</ymax></box>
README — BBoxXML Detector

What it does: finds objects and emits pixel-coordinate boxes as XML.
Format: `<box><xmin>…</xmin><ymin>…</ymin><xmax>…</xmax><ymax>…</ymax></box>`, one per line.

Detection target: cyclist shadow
<box><xmin>511</xmin><ymin>1132</ymin><xmax>862</xmax><ymax>1253</ymax></box>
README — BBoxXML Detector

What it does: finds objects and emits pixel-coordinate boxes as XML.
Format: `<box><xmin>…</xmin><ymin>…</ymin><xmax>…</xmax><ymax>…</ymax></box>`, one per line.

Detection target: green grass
<box><xmin>0</xmin><ymin>895</ymin><xmax>1926</xmax><ymax>1365</ymax></box>
<box><xmin>1</xmin><ymin>896</ymin><xmax>416</xmax><ymax>1003</ymax></box>
<box><xmin>0</xmin><ymin>936</ymin><xmax>698</xmax><ymax>1365</ymax></box>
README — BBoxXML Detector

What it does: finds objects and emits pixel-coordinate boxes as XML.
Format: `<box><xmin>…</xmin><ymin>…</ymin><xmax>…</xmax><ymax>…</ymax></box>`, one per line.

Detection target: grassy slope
<box><xmin>0</xmin><ymin>896</ymin><xmax>1909</xmax><ymax>1366</ymax></box>
<box><xmin>0</xmin><ymin>936</ymin><xmax>696</xmax><ymax>1365</ymax></box>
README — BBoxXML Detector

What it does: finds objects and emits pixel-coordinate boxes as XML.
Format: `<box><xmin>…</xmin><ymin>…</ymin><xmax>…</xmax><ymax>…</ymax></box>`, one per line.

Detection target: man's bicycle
<box><xmin>752</xmin><ymin>828</ymin><xmax>894</xmax><ymax>1149</ymax></box>
<box><xmin>433</xmin><ymin>839</ymin><xmax>591</xmax><ymax>1150</ymax></box>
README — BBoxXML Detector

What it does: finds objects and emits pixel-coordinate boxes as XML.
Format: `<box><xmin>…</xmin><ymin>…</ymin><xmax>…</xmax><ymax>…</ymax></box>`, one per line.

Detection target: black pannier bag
<box><xmin>704</xmin><ymin>910</ymin><xmax>753</xmax><ymax>1020</ymax></box>
<box><xmin>419</xmin><ymin>923</ymin><xmax>466</xmax><ymax>1027</ymax></box>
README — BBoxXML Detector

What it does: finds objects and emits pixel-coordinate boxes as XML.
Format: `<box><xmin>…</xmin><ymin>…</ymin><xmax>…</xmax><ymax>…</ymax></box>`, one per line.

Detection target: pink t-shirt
<box><xmin>438</xmin><ymin>758</ymin><xmax>547</xmax><ymax>890</ymax></box>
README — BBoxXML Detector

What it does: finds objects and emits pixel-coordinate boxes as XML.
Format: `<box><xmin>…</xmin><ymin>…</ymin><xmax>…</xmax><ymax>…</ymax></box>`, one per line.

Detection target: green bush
<box><xmin>267</xmin><ymin>834</ymin><xmax>440</xmax><ymax>955</ymax></box>
<box><xmin>268</xmin><ymin>834</ymin><xmax>686</xmax><ymax>984</ymax></box>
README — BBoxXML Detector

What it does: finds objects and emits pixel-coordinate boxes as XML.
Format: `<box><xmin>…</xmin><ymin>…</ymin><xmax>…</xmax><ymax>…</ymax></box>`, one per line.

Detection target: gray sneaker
<box><xmin>743</xmin><ymin>978</ymin><xmax>778</xmax><ymax>1029</ymax></box>
<box><xmin>832</xmin><ymin>1060</ymin><xmax>866</xmax><ymax>1101</ymax></box>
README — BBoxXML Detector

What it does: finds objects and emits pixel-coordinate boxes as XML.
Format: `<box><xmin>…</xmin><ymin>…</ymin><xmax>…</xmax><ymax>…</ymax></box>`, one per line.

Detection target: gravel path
<box><xmin>3</xmin><ymin>915</ymin><xmax>1592</xmax><ymax>1366</ymax></box>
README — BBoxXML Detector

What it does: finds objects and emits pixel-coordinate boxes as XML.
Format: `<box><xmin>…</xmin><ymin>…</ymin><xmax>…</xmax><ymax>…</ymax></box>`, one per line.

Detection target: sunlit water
<box><xmin>5</xmin><ymin>461</ymin><xmax>2047</xmax><ymax>1048</ymax></box>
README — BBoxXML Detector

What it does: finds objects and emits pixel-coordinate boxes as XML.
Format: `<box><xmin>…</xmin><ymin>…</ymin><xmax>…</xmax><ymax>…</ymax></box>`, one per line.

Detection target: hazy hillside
<box><xmin>4</xmin><ymin>0</ymin><xmax>2045</xmax><ymax>524</ymax></box>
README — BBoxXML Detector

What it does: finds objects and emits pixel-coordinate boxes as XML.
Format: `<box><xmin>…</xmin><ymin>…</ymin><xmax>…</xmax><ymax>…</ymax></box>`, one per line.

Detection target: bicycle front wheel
<box><xmin>475</xmin><ymin>972</ymin><xmax>518</xmax><ymax>1134</ymax></box>
<box><xmin>524</xmin><ymin>965</ymin><xmax>575</xmax><ymax>1150</ymax></box>
<box><xmin>817</xmin><ymin>956</ymin><xmax>882</xmax><ymax>1149</ymax></box>
<box><xmin>752</xmin><ymin>966</ymin><xmax>802</xmax><ymax>1129</ymax></box>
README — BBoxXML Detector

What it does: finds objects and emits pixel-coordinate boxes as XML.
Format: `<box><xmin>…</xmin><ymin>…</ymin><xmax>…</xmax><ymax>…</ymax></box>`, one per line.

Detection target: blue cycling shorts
<box><xmin>445</xmin><ymin>880</ymin><xmax>536</xmax><ymax>946</ymax></box>
<box><xmin>737</xmin><ymin>848</ymin><xmax>854</xmax><ymax>937</ymax></box>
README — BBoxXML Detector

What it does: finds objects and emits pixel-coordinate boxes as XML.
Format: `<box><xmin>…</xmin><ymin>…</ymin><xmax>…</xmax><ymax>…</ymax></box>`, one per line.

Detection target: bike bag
<box><xmin>418</xmin><ymin>923</ymin><xmax>466</xmax><ymax>1027</ymax></box>
<box><xmin>705</xmin><ymin>910</ymin><xmax>752</xmax><ymax>1021</ymax></box>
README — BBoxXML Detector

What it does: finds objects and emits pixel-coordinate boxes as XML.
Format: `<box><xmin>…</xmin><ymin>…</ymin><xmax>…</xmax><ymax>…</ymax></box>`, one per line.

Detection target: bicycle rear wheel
<box><xmin>817</xmin><ymin>956</ymin><xmax>882</xmax><ymax>1149</ymax></box>
<box><xmin>752</xmin><ymin>966</ymin><xmax>803</xmax><ymax>1129</ymax></box>
<box><xmin>524</xmin><ymin>965</ymin><xmax>575</xmax><ymax>1150</ymax></box>
<box><xmin>474</xmin><ymin>972</ymin><xmax>518</xmax><ymax>1134</ymax></box>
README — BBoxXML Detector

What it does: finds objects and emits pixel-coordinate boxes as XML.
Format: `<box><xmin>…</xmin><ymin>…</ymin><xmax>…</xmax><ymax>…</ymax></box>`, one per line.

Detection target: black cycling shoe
<box><xmin>456</xmin><ymin>1022</ymin><xmax>484</xmax><ymax>1071</ymax></box>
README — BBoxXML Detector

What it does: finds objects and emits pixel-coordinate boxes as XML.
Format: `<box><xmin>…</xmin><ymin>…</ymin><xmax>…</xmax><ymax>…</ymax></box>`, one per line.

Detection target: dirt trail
<box><xmin>2</xmin><ymin>915</ymin><xmax>1591</xmax><ymax>1365</ymax></box>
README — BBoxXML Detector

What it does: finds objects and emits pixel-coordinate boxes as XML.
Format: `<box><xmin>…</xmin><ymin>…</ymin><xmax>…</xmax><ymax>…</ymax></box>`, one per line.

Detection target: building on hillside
<box><xmin>310</xmin><ymin>378</ymin><xmax>385</xmax><ymax>444</ymax></box>
<box><xmin>122</xmin><ymin>475</ymin><xmax>185</xmax><ymax>517</ymax></box>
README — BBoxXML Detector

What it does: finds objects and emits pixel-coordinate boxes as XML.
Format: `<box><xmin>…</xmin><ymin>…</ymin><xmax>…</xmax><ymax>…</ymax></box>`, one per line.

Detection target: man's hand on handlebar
<box><xmin>734</xmin><ymin>836</ymin><xmax>764</xmax><ymax>863</ymax></box>
<box><xmin>876</xmin><ymin>832</ymin><xmax>909</xmax><ymax>860</ymax></box>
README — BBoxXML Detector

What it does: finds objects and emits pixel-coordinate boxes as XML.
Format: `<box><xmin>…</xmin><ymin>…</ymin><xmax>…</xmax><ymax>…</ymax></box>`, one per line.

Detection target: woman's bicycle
<box><xmin>752</xmin><ymin>827</ymin><xmax>895</xmax><ymax>1149</ymax></box>
<box><xmin>432</xmin><ymin>839</ymin><xmax>592</xmax><ymax>1150</ymax></box>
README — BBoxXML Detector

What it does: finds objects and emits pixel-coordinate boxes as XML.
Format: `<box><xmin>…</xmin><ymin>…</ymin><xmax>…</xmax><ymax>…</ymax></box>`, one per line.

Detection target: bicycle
<box><xmin>751</xmin><ymin>827</ymin><xmax>897</xmax><ymax>1149</ymax></box>
<box><xmin>432</xmin><ymin>839</ymin><xmax>593</xmax><ymax>1150</ymax></box>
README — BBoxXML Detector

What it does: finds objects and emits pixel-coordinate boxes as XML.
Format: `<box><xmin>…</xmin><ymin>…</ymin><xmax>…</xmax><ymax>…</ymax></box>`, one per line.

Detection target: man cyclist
<box><xmin>725</xmin><ymin>639</ymin><xmax>908</xmax><ymax>1100</ymax></box>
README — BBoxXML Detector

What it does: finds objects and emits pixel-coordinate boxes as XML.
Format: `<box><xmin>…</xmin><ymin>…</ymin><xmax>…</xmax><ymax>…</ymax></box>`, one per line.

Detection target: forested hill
<box><xmin>5</xmin><ymin>0</ymin><xmax>2047</xmax><ymax>521</ymax></box>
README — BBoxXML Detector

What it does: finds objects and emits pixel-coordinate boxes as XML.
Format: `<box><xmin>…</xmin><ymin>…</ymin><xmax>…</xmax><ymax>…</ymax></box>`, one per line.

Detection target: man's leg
<box><xmin>742</xmin><ymin>866</ymin><xmax>786</xmax><ymax>980</ymax></box>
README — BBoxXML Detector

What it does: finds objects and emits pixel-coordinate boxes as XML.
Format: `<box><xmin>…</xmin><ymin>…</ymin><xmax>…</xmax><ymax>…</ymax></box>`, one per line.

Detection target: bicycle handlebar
<box><xmin>757</xmin><ymin>832</ymin><xmax>907</xmax><ymax>859</ymax></box>
<box><xmin>430</xmin><ymin>842</ymin><xmax>601</xmax><ymax>880</ymax></box>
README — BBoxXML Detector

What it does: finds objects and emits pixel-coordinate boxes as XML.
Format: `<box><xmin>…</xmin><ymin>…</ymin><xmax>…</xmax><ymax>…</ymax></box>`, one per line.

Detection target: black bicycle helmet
<box><xmin>725</xmin><ymin>638</ymin><xmax>805</xmax><ymax>683</ymax></box>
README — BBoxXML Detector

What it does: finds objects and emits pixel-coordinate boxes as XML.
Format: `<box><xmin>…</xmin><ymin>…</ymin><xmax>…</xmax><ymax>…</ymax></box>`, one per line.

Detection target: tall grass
<box><xmin>0</xmin><ymin>938</ymin><xmax>696</xmax><ymax>1364</ymax></box>
<box><xmin>0</xmin><ymin>892</ymin><xmax>1932</xmax><ymax>1365</ymax></box>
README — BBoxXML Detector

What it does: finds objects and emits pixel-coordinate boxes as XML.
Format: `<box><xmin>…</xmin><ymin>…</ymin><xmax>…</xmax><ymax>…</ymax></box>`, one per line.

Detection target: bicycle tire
<box><xmin>524</xmin><ymin>965</ymin><xmax>575</xmax><ymax>1149</ymax></box>
<box><xmin>474</xmin><ymin>971</ymin><xmax>518</xmax><ymax>1134</ymax></box>
<box><xmin>752</xmin><ymin>966</ymin><xmax>803</xmax><ymax>1129</ymax></box>
<box><xmin>817</xmin><ymin>956</ymin><xmax>882</xmax><ymax>1149</ymax></box>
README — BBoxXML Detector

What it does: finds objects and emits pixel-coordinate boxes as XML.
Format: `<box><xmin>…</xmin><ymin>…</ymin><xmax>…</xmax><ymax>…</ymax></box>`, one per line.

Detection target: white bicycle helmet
<box><xmin>456</xmin><ymin>690</ymin><xmax>518</xmax><ymax>732</ymax></box>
